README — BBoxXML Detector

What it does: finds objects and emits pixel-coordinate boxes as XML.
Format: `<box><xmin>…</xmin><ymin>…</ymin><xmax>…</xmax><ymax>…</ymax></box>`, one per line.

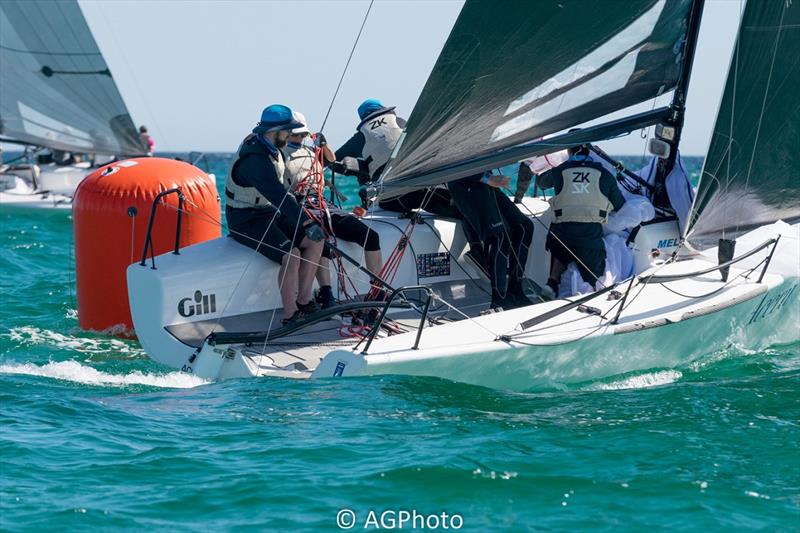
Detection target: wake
<box><xmin>0</xmin><ymin>360</ymin><xmax>207</xmax><ymax>388</ymax></box>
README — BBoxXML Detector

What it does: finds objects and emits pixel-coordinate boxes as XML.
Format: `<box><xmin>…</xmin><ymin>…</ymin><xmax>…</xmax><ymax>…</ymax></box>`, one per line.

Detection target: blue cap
<box><xmin>357</xmin><ymin>99</ymin><xmax>385</xmax><ymax>120</ymax></box>
<box><xmin>253</xmin><ymin>104</ymin><xmax>303</xmax><ymax>134</ymax></box>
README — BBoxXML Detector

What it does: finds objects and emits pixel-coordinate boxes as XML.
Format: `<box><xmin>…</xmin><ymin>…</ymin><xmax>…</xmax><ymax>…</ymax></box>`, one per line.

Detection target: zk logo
<box><xmin>178</xmin><ymin>290</ymin><xmax>217</xmax><ymax>318</ymax></box>
<box><xmin>369</xmin><ymin>117</ymin><xmax>387</xmax><ymax>130</ymax></box>
<box><xmin>570</xmin><ymin>171</ymin><xmax>591</xmax><ymax>194</ymax></box>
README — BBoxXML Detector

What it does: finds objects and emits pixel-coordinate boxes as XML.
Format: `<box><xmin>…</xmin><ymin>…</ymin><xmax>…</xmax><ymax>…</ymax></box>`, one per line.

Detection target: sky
<box><xmin>75</xmin><ymin>0</ymin><xmax>743</xmax><ymax>156</ymax></box>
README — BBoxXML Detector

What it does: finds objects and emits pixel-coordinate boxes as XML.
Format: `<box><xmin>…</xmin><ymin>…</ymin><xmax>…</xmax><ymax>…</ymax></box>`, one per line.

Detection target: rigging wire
<box><xmin>95</xmin><ymin>3</ymin><xmax>171</xmax><ymax>149</ymax></box>
<box><xmin>319</xmin><ymin>0</ymin><xmax>375</xmax><ymax>133</ymax></box>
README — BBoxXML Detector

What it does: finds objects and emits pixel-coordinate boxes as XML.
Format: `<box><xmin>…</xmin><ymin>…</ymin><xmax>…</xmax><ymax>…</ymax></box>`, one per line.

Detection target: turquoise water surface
<box><xmin>1</xmin><ymin>155</ymin><xmax>798</xmax><ymax>531</ymax></box>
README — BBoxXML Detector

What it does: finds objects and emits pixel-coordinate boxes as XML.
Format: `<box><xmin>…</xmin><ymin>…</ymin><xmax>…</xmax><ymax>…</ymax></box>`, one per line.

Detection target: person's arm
<box><xmin>600</xmin><ymin>170</ymin><xmax>626</xmax><ymax>211</ymax></box>
<box><xmin>536</xmin><ymin>167</ymin><xmax>557</xmax><ymax>190</ymax></box>
<box><xmin>515</xmin><ymin>162</ymin><xmax>533</xmax><ymax>202</ymax></box>
<box><xmin>312</xmin><ymin>132</ymin><xmax>336</xmax><ymax>163</ymax></box>
<box><xmin>236</xmin><ymin>156</ymin><xmax>309</xmax><ymax>224</ymax></box>
<box><xmin>334</xmin><ymin>132</ymin><xmax>365</xmax><ymax>160</ymax></box>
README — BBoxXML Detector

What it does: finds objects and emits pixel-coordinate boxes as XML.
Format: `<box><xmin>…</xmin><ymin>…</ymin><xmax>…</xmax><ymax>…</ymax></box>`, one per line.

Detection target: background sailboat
<box><xmin>0</xmin><ymin>0</ymin><xmax>145</xmax><ymax>209</ymax></box>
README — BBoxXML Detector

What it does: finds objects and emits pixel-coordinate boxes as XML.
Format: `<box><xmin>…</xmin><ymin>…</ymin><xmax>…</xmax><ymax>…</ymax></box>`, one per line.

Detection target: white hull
<box><xmin>314</xmin><ymin>273</ymin><xmax>798</xmax><ymax>391</ymax></box>
<box><xmin>127</xmin><ymin>197</ymin><xmax>799</xmax><ymax>390</ymax></box>
<box><xmin>0</xmin><ymin>163</ymin><xmax>88</xmax><ymax>210</ymax></box>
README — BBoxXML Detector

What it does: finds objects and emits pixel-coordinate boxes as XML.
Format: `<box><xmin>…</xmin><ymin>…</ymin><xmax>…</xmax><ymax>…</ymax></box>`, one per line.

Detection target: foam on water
<box><xmin>586</xmin><ymin>370</ymin><xmax>683</xmax><ymax>391</ymax></box>
<box><xmin>6</xmin><ymin>326</ymin><xmax>142</xmax><ymax>356</ymax></box>
<box><xmin>0</xmin><ymin>360</ymin><xmax>207</xmax><ymax>388</ymax></box>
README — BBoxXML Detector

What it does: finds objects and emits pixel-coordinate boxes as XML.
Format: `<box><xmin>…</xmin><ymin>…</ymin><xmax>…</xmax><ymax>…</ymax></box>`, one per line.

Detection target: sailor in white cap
<box><xmin>283</xmin><ymin>112</ymin><xmax>384</xmax><ymax>309</ymax></box>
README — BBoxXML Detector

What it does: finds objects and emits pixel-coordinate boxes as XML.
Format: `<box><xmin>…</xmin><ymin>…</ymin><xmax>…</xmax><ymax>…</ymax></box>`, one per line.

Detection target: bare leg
<box><xmin>279</xmin><ymin>250</ymin><xmax>301</xmax><ymax>319</ymax></box>
<box><xmin>544</xmin><ymin>255</ymin><xmax>566</xmax><ymax>297</ymax></box>
<box><xmin>365</xmin><ymin>250</ymin><xmax>382</xmax><ymax>275</ymax></box>
<box><xmin>364</xmin><ymin>249</ymin><xmax>383</xmax><ymax>291</ymax></box>
<box><xmin>297</xmin><ymin>237</ymin><xmax>324</xmax><ymax>305</ymax></box>
<box><xmin>549</xmin><ymin>256</ymin><xmax>566</xmax><ymax>286</ymax></box>
<box><xmin>316</xmin><ymin>258</ymin><xmax>332</xmax><ymax>287</ymax></box>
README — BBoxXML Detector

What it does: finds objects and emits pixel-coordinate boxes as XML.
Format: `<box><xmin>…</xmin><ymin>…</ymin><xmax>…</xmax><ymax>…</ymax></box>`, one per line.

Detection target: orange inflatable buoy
<box><xmin>73</xmin><ymin>157</ymin><xmax>221</xmax><ymax>333</ymax></box>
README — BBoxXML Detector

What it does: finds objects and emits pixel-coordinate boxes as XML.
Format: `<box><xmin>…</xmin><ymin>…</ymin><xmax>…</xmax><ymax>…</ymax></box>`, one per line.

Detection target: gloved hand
<box><xmin>515</xmin><ymin>163</ymin><xmax>533</xmax><ymax>203</ymax></box>
<box><xmin>304</xmin><ymin>221</ymin><xmax>325</xmax><ymax>242</ymax></box>
<box><xmin>487</xmin><ymin>174</ymin><xmax>511</xmax><ymax>189</ymax></box>
<box><xmin>314</xmin><ymin>132</ymin><xmax>327</xmax><ymax>147</ymax></box>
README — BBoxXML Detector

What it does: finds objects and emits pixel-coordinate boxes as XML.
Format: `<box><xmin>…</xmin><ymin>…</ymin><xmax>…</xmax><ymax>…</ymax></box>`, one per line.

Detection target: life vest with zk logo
<box><xmin>550</xmin><ymin>161</ymin><xmax>613</xmax><ymax>224</ymax></box>
<box><xmin>225</xmin><ymin>134</ymin><xmax>286</xmax><ymax>209</ymax></box>
<box><xmin>358</xmin><ymin>109</ymin><xmax>402</xmax><ymax>178</ymax></box>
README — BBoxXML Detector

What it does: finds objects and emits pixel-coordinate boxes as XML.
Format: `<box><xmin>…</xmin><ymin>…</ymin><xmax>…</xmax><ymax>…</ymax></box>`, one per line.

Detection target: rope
<box><xmin>319</xmin><ymin>0</ymin><xmax>375</xmax><ymax>132</ymax></box>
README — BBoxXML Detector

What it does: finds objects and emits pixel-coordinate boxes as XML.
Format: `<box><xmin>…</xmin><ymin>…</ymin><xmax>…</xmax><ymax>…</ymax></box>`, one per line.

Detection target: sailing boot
<box><xmin>316</xmin><ymin>285</ymin><xmax>337</xmax><ymax>310</ymax></box>
<box><xmin>296</xmin><ymin>299</ymin><xmax>319</xmax><ymax>316</ymax></box>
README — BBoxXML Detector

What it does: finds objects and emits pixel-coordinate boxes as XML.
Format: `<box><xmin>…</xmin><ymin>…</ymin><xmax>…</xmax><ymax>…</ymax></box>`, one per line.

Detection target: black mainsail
<box><xmin>379</xmin><ymin>0</ymin><xmax>698</xmax><ymax>198</ymax></box>
<box><xmin>686</xmin><ymin>0</ymin><xmax>800</xmax><ymax>245</ymax></box>
<box><xmin>0</xmin><ymin>0</ymin><xmax>143</xmax><ymax>156</ymax></box>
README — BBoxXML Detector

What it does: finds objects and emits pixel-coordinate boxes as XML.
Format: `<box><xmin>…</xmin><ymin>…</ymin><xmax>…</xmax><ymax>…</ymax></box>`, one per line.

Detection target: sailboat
<box><xmin>0</xmin><ymin>0</ymin><xmax>145</xmax><ymax>210</ymax></box>
<box><xmin>127</xmin><ymin>0</ymin><xmax>798</xmax><ymax>390</ymax></box>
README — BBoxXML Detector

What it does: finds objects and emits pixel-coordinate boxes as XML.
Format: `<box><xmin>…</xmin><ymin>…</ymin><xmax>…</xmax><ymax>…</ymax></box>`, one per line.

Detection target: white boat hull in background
<box><xmin>0</xmin><ymin>163</ymin><xmax>89</xmax><ymax>210</ymax></box>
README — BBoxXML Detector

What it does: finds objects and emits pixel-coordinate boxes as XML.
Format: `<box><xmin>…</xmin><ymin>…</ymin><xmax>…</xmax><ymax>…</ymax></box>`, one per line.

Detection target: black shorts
<box><xmin>322</xmin><ymin>213</ymin><xmax>380</xmax><ymax>259</ymax></box>
<box><xmin>546</xmin><ymin>231</ymin><xmax>606</xmax><ymax>284</ymax></box>
<box><xmin>229</xmin><ymin>206</ymin><xmax>305</xmax><ymax>264</ymax></box>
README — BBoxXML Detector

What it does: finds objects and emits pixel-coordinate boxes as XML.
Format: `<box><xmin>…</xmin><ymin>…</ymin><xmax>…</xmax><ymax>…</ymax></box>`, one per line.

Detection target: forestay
<box><xmin>687</xmin><ymin>0</ymin><xmax>800</xmax><ymax>247</ymax></box>
<box><xmin>0</xmin><ymin>0</ymin><xmax>143</xmax><ymax>155</ymax></box>
<box><xmin>379</xmin><ymin>0</ymin><xmax>695</xmax><ymax>197</ymax></box>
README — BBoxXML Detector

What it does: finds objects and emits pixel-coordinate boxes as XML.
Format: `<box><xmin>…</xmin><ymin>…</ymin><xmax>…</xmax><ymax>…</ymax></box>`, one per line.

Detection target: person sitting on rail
<box><xmin>536</xmin><ymin>144</ymin><xmax>627</xmax><ymax>296</ymax></box>
<box><xmin>448</xmin><ymin>171</ymin><xmax>535</xmax><ymax>310</ymax></box>
<box><xmin>282</xmin><ymin>111</ymin><xmax>384</xmax><ymax>309</ymax></box>
<box><xmin>225</xmin><ymin>104</ymin><xmax>325</xmax><ymax>326</ymax></box>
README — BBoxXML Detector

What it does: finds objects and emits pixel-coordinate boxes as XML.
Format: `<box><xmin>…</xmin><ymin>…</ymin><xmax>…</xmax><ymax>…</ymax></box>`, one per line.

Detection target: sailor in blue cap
<box><xmin>225</xmin><ymin>104</ymin><xmax>326</xmax><ymax>325</ymax></box>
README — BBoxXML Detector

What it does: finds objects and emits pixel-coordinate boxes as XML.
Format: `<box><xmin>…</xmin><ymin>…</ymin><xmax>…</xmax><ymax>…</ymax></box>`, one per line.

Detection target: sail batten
<box><xmin>687</xmin><ymin>0</ymin><xmax>800</xmax><ymax>245</ymax></box>
<box><xmin>379</xmin><ymin>0</ymin><xmax>694</xmax><ymax>196</ymax></box>
<box><xmin>0</xmin><ymin>0</ymin><xmax>143</xmax><ymax>156</ymax></box>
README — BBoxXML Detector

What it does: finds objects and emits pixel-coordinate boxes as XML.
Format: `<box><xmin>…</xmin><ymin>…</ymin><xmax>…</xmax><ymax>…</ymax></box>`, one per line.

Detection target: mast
<box><xmin>652</xmin><ymin>0</ymin><xmax>705</xmax><ymax>208</ymax></box>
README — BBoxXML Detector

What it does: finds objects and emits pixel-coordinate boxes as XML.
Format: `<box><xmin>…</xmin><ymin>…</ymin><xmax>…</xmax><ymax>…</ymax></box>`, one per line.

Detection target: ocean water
<box><xmin>1</xmin><ymin>155</ymin><xmax>799</xmax><ymax>531</ymax></box>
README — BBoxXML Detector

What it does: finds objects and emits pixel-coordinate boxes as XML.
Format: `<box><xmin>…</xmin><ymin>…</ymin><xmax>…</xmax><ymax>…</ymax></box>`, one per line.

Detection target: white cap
<box><xmin>291</xmin><ymin>111</ymin><xmax>311</xmax><ymax>135</ymax></box>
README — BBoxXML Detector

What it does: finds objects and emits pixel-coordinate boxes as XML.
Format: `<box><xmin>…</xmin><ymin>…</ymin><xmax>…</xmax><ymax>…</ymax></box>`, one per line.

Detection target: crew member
<box><xmin>448</xmin><ymin>172</ymin><xmax>534</xmax><ymax>310</ymax></box>
<box><xmin>225</xmin><ymin>104</ymin><xmax>325</xmax><ymax>325</ymax></box>
<box><xmin>335</xmin><ymin>99</ymin><xmax>486</xmax><ymax>268</ymax></box>
<box><xmin>335</xmin><ymin>99</ymin><xmax>466</xmax><ymax>217</ymax></box>
<box><xmin>283</xmin><ymin>112</ymin><xmax>383</xmax><ymax>309</ymax></box>
<box><xmin>537</xmin><ymin>144</ymin><xmax>626</xmax><ymax>294</ymax></box>
<box><xmin>139</xmin><ymin>125</ymin><xmax>154</xmax><ymax>156</ymax></box>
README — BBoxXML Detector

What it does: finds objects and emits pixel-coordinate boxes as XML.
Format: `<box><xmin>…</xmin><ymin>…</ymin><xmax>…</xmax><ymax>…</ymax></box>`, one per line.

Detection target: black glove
<box><xmin>314</xmin><ymin>132</ymin><xmax>327</xmax><ymax>147</ymax></box>
<box><xmin>304</xmin><ymin>222</ymin><xmax>325</xmax><ymax>242</ymax></box>
<box><xmin>515</xmin><ymin>162</ymin><xmax>533</xmax><ymax>203</ymax></box>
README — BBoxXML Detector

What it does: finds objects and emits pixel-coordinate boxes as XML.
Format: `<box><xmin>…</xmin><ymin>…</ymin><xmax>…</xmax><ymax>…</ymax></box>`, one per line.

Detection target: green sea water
<box><xmin>1</xmin><ymin>155</ymin><xmax>799</xmax><ymax>531</ymax></box>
